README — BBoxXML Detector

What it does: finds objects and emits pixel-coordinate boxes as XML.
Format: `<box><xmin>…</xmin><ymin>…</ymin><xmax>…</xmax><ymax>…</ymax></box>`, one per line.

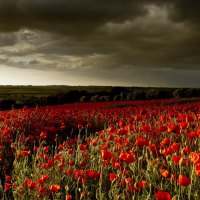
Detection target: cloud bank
<box><xmin>0</xmin><ymin>0</ymin><xmax>200</xmax><ymax>86</ymax></box>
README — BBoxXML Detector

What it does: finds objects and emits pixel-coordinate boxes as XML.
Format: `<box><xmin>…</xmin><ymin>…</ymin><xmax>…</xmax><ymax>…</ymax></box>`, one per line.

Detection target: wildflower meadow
<box><xmin>0</xmin><ymin>99</ymin><xmax>200</xmax><ymax>199</ymax></box>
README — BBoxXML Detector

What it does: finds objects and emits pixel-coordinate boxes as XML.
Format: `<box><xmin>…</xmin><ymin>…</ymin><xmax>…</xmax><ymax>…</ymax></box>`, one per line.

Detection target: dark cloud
<box><xmin>0</xmin><ymin>0</ymin><xmax>200</xmax><ymax>87</ymax></box>
<box><xmin>0</xmin><ymin>1</ymin><xmax>199</xmax><ymax>33</ymax></box>
<box><xmin>167</xmin><ymin>0</ymin><xmax>200</xmax><ymax>24</ymax></box>
<box><xmin>0</xmin><ymin>0</ymin><xmax>148</xmax><ymax>34</ymax></box>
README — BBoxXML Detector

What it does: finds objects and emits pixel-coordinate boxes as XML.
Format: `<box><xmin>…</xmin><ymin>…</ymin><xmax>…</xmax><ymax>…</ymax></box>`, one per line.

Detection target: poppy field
<box><xmin>0</xmin><ymin>99</ymin><xmax>200</xmax><ymax>200</ymax></box>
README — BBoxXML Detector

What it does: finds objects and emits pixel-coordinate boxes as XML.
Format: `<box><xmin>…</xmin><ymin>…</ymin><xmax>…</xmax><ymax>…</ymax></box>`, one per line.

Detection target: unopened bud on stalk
<box><xmin>65</xmin><ymin>185</ymin><xmax>69</xmax><ymax>191</ymax></box>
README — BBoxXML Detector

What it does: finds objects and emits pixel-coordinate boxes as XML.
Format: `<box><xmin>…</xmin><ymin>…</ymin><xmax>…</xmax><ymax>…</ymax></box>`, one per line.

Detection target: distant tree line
<box><xmin>0</xmin><ymin>87</ymin><xmax>200</xmax><ymax>110</ymax></box>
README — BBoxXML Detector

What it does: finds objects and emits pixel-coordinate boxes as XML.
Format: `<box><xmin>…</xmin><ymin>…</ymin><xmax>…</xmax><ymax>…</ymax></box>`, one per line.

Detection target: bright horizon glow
<box><xmin>0</xmin><ymin>65</ymin><xmax>200</xmax><ymax>88</ymax></box>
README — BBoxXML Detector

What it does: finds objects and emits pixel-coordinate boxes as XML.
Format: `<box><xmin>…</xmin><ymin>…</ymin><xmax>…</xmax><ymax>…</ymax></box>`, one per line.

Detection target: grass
<box><xmin>0</xmin><ymin>85</ymin><xmax>176</xmax><ymax>100</ymax></box>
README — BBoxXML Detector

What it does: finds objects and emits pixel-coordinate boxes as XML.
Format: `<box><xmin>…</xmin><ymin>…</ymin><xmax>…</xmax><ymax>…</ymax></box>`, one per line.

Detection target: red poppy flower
<box><xmin>43</xmin><ymin>146</ymin><xmax>49</xmax><ymax>153</ymax></box>
<box><xmin>33</xmin><ymin>146</ymin><xmax>38</xmax><ymax>153</ymax></box>
<box><xmin>0</xmin><ymin>146</ymin><xmax>5</xmax><ymax>150</ymax></box>
<box><xmin>37</xmin><ymin>186</ymin><xmax>48</xmax><ymax>197</ymax></box>
<box><xmin>125</xmin><ymin>153</ymin><xmax>135</xmax><ymax>164</ymax></box>
<box><xmin>49</xmin><ymin>184</ymin><xmax>60</xmax><ymax>192</ymax></box>
<box><xmin>5</xmin><ymin>175</ymin><xmax>12</xmax><ymax>183</ymax></box>
<box><xmin>137</xmin><ymin>180</ymin><xmax>147</xmax><ymax>190</ymax></box>
<box><xmin>148</xmin><ymin>143</ymin><xmax>160</xmax><ymax>155</ymax></box>
<box><xmin>40</xmin><ymin>131</ymin><xmax>47</xmax><ymax>139</ymax></box>
<box><xmin>117</xmin><ymin>128</ymin><xmax>128</xmax><ymax>135</ymax></box>
<box><xmin>180</xmin><ymin>122</ymin><xmax>188</xmax><ymax>129</ymax></box>
<box><xmin>109</xmin><ymin>173</ymin><xmax>118</xmax><ymax>182</ymax></box>
<box><xmin>67</xmin><ymin>148</ymin><xmax>74</xmax><ymax>154</ymax></box>
<box><xmin>195</xmin><ymin>163</ymin><xmax>200</xmax><ymax>176</ymax></box>
<box><xmin>119</xmin><ymin>152</ymin><xmax>135</xmax><ymax>164</ymax></box>
<box><xmin>24</xmin><ymin>179</ymin><xmax>37</xmax><ymax>190</ymax></box>
<box><xmin>54</xmin><ymin>153</ymin><xmax>61</xmax><ymax>160</ymax></box>
<box><xmin>60</xmin><ymin>123</ymin><xmax>66</xmax><ymax>130</ymax></box>
<box><xmin>114</xmin><ymin>161</ymin><xmax>121</xmax><ymax>169</ymax></box>
<box><xmin>66</xmin><ymin>169</ymin><xmax>73</xmax><ymax>176</ymax></box>
<box><xmin>157</xmin><ymin>125</ymin><xmax>167</xmax><ymax>133</ymax></box>
<box><xmin>91</xmin><ymin>140</ymin><xmax>98</xmax><ymax>146</ymax></box>
<box><xmin>160</xmin><ymin>169</ymin><xmax>169</xmax><ymax>178</ymax></box>
<box><xmin>78</xmin><ymin>124</ymin><xmax>83</xmax><ymax>130</ymax></box>
<box><xmin>41</xmin><ymin>163</ymin><xmax>48</xmax><ymax>169</ymax></box>
<box><xmin>181</xmin><ymin>147</ymin><xmax>192</xmax><ymax>155</ymax></box>
<box><xmin>187</xmin><ymin>132</ymin><xmax>197</xmax><ymax>139</ymax></box>
<box><xmin>177</xmin><ymin>175</ymin><xmax>191</xmax><ymax>187</ymax></box>
<box><xmin>155</xmin><ymin>191</ymin><xmax>172</xmax><ymax>200</ymax></box>
<box><xmin>47</xmin><ymin>158</ymin><xmax>54</xmax><ymax>168</ymax></box>
<box><xmin>87</xmin><ymin>122</ymin><xmax>92</xmax><ymax>129</ymax></box>
<box><xmin>170</xmin><ymin>143</ymin><xmax>180</xmax><ymax>152</ymax></box>
<box><xmin>124</xmin><ymin>178</ymin><xmax>133</xmax><ymax>186</ymax></box>
<box><xmin>39</xmin><ymin>154</ymin><xmax>48</xmax><ymax>161</ymax></box>
<box><xmin>87</xmin><ymin>171</ymin><xmax>100</xmax><ymax>179</ymax></box>
<box><xmin>135</xmin><ymin>137</ymin><xmax>149</xmax><ymax>147</ymax></box>
<box><xmin>79</xmin><ymin>144</ymin><xmax>87</xmax><ymax>151</ymax></box>
<box><xmin>127</xmin><ymin>185</ymin><xmax>137</xmax><ymax>193</ymax></box>
<box><xmin>68</xmin><ymin>159</ymin><xmax>75</xmax><ymax>166</ymax></box>
<box><xmin>79</xmin><ymin>161</ymin><xmax>87</xmax><ymax>168</ymax></box>
<box><xmin>168</xmin><ymin>124</ymin><xmax>180</xmax><ymax>134</ymax></box>
<box><xmin>38</xmin><ymin>174</ymin><xmax>49</xmax><ymax>185</ymax></box>
<box><xmin>57</xmin><ymin>161</ymin><xmax>64</xmax><ymax>168</ymax></box>
<box><xmin>100</xmin><ymin>145</ymin><xmax>108</xmax><ymax>150</ymax></box>
<box><xmin>21</xmin><ymin>150</ymin><xmax>31</xmax><ymax>157</ymax></box>
<box><xmin>110</xmin><ymin>157</ymin><xmax>116</xmax><ymax>165</ymax></box>
<box><xmin>160</xmin><ymin>138</ymin><xmax>170</xmax><ymax>146</ymax></box>
<box><xmin>101</xmin><ymin>150</ymin><xmax>112</xmax><ymax>160</ymax></box>
<box><xmin>172</xmin><ymin>155</ymin><xmax>182</xmax><ymax>165</ymax></box>
<box><xmin>161</xmin><ymin>148</ymin><xmax>174</xmax><ymax>156</ymax></box>
<box><xmin>190</xmin><ymin>152</ymin><xmax>200</xmax><ymax>164</ymax></box>
<box><xmin>108</xmin><ymin>133</ymin><xmax>115</xmax><ymax>141</ymax></box>
<box><xmin>66</xmin><ymin>194</ymin><xmax>73</xmax><ymax>200</ymax></box>
<box><xmin>58</xmin><ymin>144</ymin><xmax>64</xmax><ymax>150</ymax></box>
<box><xmin>0</xmin><ymin>153</ymin><xmax>4</xmax><ymax>162</ymax></box>
<box><xmin>74</xmin><ymin>170</ymin><xmax>87</xmax><ymax>182</ymax></box>
<box><xmin>4</xmin><ymin>183</ymin><xmax>12</xmax><ymax>191</ymax></box>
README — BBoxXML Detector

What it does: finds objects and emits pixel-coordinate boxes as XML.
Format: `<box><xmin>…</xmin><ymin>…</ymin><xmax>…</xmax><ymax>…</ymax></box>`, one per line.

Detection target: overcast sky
<box><xmin>0</xmin><ymin>0</ymin><xmax>200</xmax><ymax>87</ymax></box>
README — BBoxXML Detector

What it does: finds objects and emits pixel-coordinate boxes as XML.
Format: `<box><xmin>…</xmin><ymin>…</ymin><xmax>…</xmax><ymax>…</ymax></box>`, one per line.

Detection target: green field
<box><xmin>0</xmin><ymin>85</ymin><xmax>115</xmax><ymax>100</ymax></box>
<box><xmin>0</xmin><ymin>85</ymin><xmax>176</xmax><ymax>99</ymax></box>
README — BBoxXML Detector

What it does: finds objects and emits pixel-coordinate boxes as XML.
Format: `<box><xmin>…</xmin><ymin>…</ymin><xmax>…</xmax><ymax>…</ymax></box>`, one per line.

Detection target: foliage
<box><xmin>173</xmin><ymin>89</ymin><xmax>185</xmax><ymax>98</ymax></box>
<box><xmin>0</xmin><ymin>85</ymin><xmax>200</xmax><ymax>110</ymax></box>
<box><xmin>145</xmin><ymin>89</ymin><xmax>160</xmax><ymax>99</ymax></box>
<box><xmin>90</xmin><ymin>95</ymin><xmax>100</xmax><ymax>102</ymax></box>
<box><xmin>0</xmin><ymin>99</ymin><xmax>16</xmax><ymax>110</ymax></box>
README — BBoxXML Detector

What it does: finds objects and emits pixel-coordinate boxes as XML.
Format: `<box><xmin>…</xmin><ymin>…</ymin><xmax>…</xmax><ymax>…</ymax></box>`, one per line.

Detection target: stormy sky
<box><xmin>0</xmin><ymin>0</ymin><xmax>200</xmax><ymax>87</ymax></box>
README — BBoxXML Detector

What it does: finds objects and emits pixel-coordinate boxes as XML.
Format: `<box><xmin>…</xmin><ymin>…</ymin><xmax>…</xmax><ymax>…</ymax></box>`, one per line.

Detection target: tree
<box><xmin>99</xmin><ymin>96</ymin><xmax>110</xmax><ymax>102</ymax></box>
<box><xmin>80</xmin><ymin>96</ymin><xmax>88</xmax><ymax>102</ymax></box>
<box><xmin>131</xmin><ymin>89</ymin><xmax>146</xmax><ymax>100</ymax></box>
<box><xmin>91</xmin><ymin>95</ymin><xmax>100</xmax><ymax>102</ymax></box>
<box><xmin>184</xmin><ymin>88</ymin><xmax>199</xmax><ymax>98</ymax></box>
<box><xmin>0</xmin><ymin>99</ymin><xmax>16</xmax><ymax>110</ymax></box>
<box><xmin>146</xmin><ymin>89</ymin><xmax>160</xmax><ymax>99</ymax></box>
<box><xmin>173</xmin><ymin>89</ymin><xmax>185</xmax><ymax>98</ymax></box>
<box><xmin>113</xmin><ymin>95</ymin><xmax>121</xmax><ymax>101</ymax></box>
<box><xmin>110</xmin><ymin>87</ymin><xmax>128</xmax><ymax>97</ymax></box>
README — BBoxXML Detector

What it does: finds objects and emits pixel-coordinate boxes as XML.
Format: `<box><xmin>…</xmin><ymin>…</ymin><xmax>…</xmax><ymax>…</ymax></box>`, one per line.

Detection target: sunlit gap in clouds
<box><xmin>0</xmin><ymin>65</ymin><xmax>117</xmax><ymax>86</ymax></box>
<box><xmin>0</xmin><ymin>64</ymin><xmax>200</xmax><ymax>87</ymax></box>
<box><xmin>0</xmin><ymin>65</ymin><xmax>67</xmax><ymax>85</ymax></box>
